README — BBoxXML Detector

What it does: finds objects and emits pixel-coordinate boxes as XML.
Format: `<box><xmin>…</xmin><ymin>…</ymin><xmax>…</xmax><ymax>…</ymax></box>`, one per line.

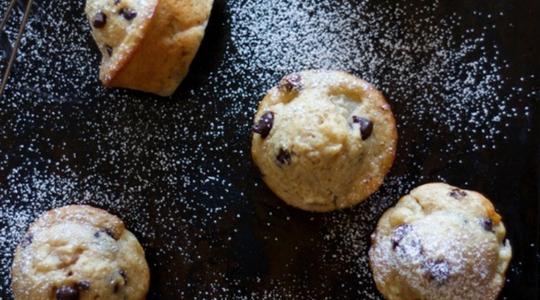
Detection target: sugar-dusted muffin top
<box><xmin>11</xmin><ymin>205</ymin><xmax>150</xmax><ymax>300</ymax></box>
<box><xmin>252</xmin><ymin>70</ymin><xmax>397</xmax><ymax>212</ymax></box>
<box><xmin>369</xmin><ymin>183</ymin><xmax>512</xmax><ymax>300</ymax></box>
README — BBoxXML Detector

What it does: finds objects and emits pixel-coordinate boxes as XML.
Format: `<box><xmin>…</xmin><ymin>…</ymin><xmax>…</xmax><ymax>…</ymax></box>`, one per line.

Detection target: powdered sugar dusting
<box><xmin>369</xmin><ymin>203</ymin><xmax>511</xmax><ymax>299</ymax></box>
<box><xmin>0</xmin><ymin>0</ymin><xmax>535</xmax><ymax>298</ymax></box>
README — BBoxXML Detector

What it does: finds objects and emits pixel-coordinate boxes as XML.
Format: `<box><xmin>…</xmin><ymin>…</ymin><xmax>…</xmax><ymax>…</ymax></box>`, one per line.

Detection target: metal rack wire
<box><xmin>0</xmin><ymin>0</ymin><xmax>34</xmax><ymax>97</ymax></box>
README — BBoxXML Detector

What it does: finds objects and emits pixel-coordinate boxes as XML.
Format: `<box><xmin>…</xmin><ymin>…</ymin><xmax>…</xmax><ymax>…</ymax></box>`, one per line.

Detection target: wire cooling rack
<box><xmin>0</xmin><ymin>0</ymin><xmax>34</xmax><ymax>97</ymax></box>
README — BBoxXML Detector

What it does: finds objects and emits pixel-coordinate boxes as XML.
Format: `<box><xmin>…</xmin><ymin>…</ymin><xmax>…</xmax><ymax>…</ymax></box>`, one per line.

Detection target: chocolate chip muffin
<box><xmin>369</xmin><ymin>183</ymin><xmax>512</xmax><ymax>300</ymax></box>
<box><xmin>85</xmin><ymin>0</ymin><xmax>214</xmax><ymax>96</ymax></box>
<box><xmin>11</xmin><ymin>205</ymin><xmax>149</xmax><ymax>300</ymax></box>
<box><xmin>251</xmin><ymin>70</ymin><xmax>398</xmax><ymax>212</ymax></box>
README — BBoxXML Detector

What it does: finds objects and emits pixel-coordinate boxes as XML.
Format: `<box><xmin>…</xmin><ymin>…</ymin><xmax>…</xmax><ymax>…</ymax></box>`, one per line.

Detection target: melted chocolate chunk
<box><xmin>56</xmin><ymin>286</ymin><xmax>79</xmax><ymax>300</ymax></box>
<box><xmin>481</xmin><ymin>218</ymin><xmax>494</xmax><ymax>232</ymax></box>
<box><xmin>391</xmin><ymin>224</ymin><xmax>412</xmax><ymax>250</ymax></box>
<box><xmin>77</xmin><ymin>281</ymin><xmax>91</xmax><ymax>291</ymax></box>
<box><xmin>105</xmin><ymin>45</ymin><xmax>113</xmax><ymax>56</ymax></box>
<box><xmin>276</xmin><ymin>148</ymin><xmax>292</xmax><ymax>165</ymax></box>
<box><xmin>20</xmin><ymin>234</ymin><xmax>33</xmax><ymax>247</ymax></box>
<box><xmin>352</xmin><ymin>116</ymin><xmax>373</xmax><ymax>140</ymax></box>
<box><xmin>93</xmin><ymin>12</ymin><xmax>107</xmax><ymax>28</ymax></box>
<box><xmin>449</xmin><ymin>188</ymin><xmax>467</xmax><ymax>199</ymax></box>
<box><xmin>424</xmin><ymin>259</ymin><xmax>451</xmax><ymax>284</ymax></box>
<box><xmin>253</xmin><ymin>111</ymin><xmax>274</xmax><ymax>139</ymax></box>
<box><xmin>119</xmin><ymin>8</ymin><xmax>137</xmax><ymax>20</ymax></box>
<box><xmin>279</xmin><ymin>74</ymin><xmax>302</xmax><ymax>91</ymax></box>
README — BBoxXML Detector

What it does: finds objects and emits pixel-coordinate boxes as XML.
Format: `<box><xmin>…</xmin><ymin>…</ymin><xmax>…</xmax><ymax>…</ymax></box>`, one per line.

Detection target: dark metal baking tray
<box><xmin>0</xmin><ymin>0</ymin><xmax>538</xmax><ymax>299</ymax></box>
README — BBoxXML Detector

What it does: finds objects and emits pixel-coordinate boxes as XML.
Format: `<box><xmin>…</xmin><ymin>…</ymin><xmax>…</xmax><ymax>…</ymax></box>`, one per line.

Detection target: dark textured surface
<box><xmin>0</xmin><ymin>0</ymin><xmax>538</xmax><ymax>299</ymax></box>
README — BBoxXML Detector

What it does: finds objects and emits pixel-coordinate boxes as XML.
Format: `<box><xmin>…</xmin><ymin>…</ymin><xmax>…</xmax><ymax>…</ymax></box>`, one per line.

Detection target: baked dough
<box><xmin>369</xmin><ymin>183</ymin><xmax>512</xmax><ymax>300</ymax></box>
<box><xmin>11</xmin><ymin>205</ymin><xmax>150</xmax><ymax>300</ymax></box>
<box><xmin>251</xmin><ymin>70</ymin><xmax>397</xmax><ymax>212</ymax></box>
<box><xmin>85</xmin><ymin>0</ymin><xmax>214</xmax><ymax>96</ymax></box>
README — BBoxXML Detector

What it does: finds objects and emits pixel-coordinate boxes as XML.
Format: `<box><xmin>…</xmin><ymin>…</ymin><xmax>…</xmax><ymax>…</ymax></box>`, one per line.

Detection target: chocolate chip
<box><xmin>67</xmin><ymin>271</ymin><xmax>73</xmax><ymax>276</ymax></box>
<box><xmin>253</xmin><ymin>111</ymin><xmax>274</xmax><ymax>139</ymax></box>
<box><xmin>481</xmin><ymin>219</ymin><xmax>494</xmax><ymax>232</ymax></box>
<box><xmin>424</xmin><ymin>259</ymin><xmax>450</xmax><ymax>284</ymax></box>
<box><xmin>114</xmin><ymin>0</ymin><xmax>121</xmax><ymax>4</ymax></box>
<box><xmin>119</xmin><ymin>8</ymin><xmax>137</xmax><ymax>20</ymax></box>
<box><xmin>94</xmin><ymin>228</ymin><xmax>118</xmax><ymax>240</ymax></box>
<box><xmin>104</xmin><ymin>228</ymin><xmax>118</xmax><ymax>240</ymax></box>
<box><xmin>93</xmin><ymin>12</ymin><xmax>107</xmax><ymax>28</ymax></box>
<box><xmin>119</xmin><ymin>269</ymin><xmax>128</xmax><ymax>283</ymax></box>
<box><xmin>352</xmin><ymin>116</ymin><xmax>373</xmax><ymax>140</ymax></box>
<box><xmin>76</xmin><ymin>281</ymin><xmax>91</xmax><ymax>291</ymax></box>
<box><xmin>20</xmin><ymin>234</ymin><xmax>33</xmax><ymax>247</ymax></box>
<box><xmin>105</xmin><ymin>45</ymin><xmax>113</xmax><ymax>56</ymax></box>
<box><xmin>113</xmin><ymin>269</ymin><xmax>127</xmax><ymax>293</ymax></box>
<box><xmin>449</xmin><ymin>188</ymin><xmax>467</xmax><ymax>199</ymax></box>
<box><xmin>56</xmin><ymin>286</ymin><xmax>79</xmax><ymax>300</ymax></box>
<box><xmin>391</xmin><ymin>224</ymin><xmax>412</xmax><ymax>250</ymax></box>
<box><xmin>279</xmin><ymin>74</ymin><xmax>302</xmax><ymax>91</ymax></box>
<box><xmin>276</xmin><ymin>148</ymin><xmax>292</xmax><ymax>165</ymax></box>
<box><xmin>392</xmin><ymin>224</ymin><xmax>425</xmax><ymax>259</ymax></box>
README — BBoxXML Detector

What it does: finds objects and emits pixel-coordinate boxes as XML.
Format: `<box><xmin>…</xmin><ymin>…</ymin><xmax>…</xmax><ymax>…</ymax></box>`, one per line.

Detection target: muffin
<box><xmin>369</xmin><ymin>183</ymin><xmax>512</xmax><ymax>300</ymax></box>
<box><xmin>11</xmin><ymin>205</ymin><xmax>150</xmax><ymax>300</ymax></box>
<box><xmin>251</xmin><ymin>70</ymin><xmax>397</xmax><ymax>212</ymax></box>
<box><xmin>85</xmin><ymin>0</ymin><xmax>214</xmax><ymax>96</ymax></box>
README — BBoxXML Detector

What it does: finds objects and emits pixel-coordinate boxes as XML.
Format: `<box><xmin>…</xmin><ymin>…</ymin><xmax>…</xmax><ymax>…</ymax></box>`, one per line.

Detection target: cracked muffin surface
<box><xmin>369</xmin><ymin>183</ymin><xmax>512</xmax><ymax>300</ymax></box>
<box><xmin>11</xmin><ymin>205</ymin><xmax>149</xmax><ymax>300</ymax></box>
<box><xmin>251</xmin><ymin>70</ymin><xmax>397</xmax><ymax>212</ymax></box>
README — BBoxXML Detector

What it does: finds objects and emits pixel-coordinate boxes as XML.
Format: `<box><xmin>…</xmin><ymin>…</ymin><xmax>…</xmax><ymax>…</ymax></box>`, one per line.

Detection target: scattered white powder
<box><xmin>0</xmin><ymin>0</ymin><xmax>535</xmax><ymax>299</ymax></box>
